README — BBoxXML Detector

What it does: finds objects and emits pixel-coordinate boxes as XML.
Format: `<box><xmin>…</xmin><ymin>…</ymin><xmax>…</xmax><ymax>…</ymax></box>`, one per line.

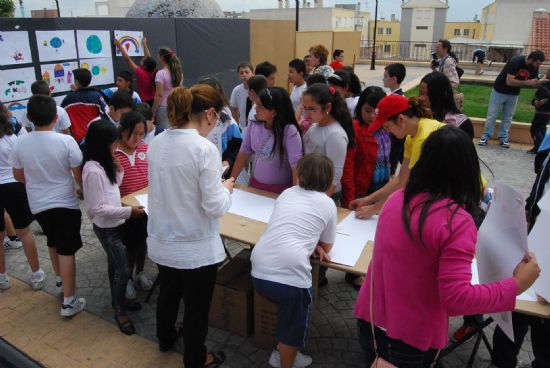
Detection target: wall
<box><xmin>492</xmin><ymin>0</ymin><xmax>550</xmax><ymax>44</ymax></box>
<box><xmin>432</xmin><ymin>8</ymin><xmax>447</xmax><ymax>42</ymax></box>
<box><xmin>444</xmin><ymin>22</ymin><xmax>481</xmax><ymax>40</ymax></box>
<box><xmin>332</xmin><ymin>32</ymin><xmax>361</xmax><ymax>66</ymax></box>
<box><xmin>248</xmin><ymin>8</ymin><xmax>333</xmax><ymax>31</ymax></box>
<box><xmin>295</xmin><ymin>31</ymin><xmax>334</xmax><ymax>60</ymax></box>
<box><xmin>481</xmin><ymin>2</ymin><xmax>496</xmax><ymax>41</ymax></box>
<box><xmin>400</xmin><ymin>8</ymin><xmax>413</xmax><ymax>42</ymax></box>
<box><xmin>410</xmin><ymin>7</ymin><xmax>435</xmax><ymax>43</ymax></box>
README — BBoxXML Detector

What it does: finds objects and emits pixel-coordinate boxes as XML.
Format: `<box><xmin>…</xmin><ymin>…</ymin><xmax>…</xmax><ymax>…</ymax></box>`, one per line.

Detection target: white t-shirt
<box><xmin>0</xmin><ymin>129</ymin><xmax>27</xmax><ymax>184</ymax></box>
<box><xmin>229</xmin><ymin>83</ymin><xmax>249</xmax><ymax>128</ymax></box>
<box><xmin>22</xmin><ymin>106</ymin><xmax>71</xmax><ymax>133</ymax></box>
<box><xmin>346</xmin><ymin>96</ymin><xmax>359</xmax><ymax>118</ymax></box>
<box><xmin>11</xmin><ymin>131</ymin><xmax>82</xmax><ymax>214</ymax></box>
<box><xmin>251</xmin><ymin>186</ymin><xmax>337</xmax><ymax>288</ymax></box>
<box><xmin>290</xmin><ymin>83</ymin><xmax>307</xmax><ymax>112</ymax></box>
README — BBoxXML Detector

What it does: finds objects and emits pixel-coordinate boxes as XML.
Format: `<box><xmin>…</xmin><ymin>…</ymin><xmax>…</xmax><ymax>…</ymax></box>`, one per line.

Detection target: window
<box><xmin>386</xmin><ymin>27</ymin><xmax>392</xmax><ymax>35</ymax></box>
<box><xmin>378</xmin><ymin>27</ymin><xmax>384</xmax><ymax>34</ymax></box>
<box><xmin>414</xmin><ymin>44</ymin><xmax>427</xmax><ymax>48</ymax></box>
<box><xmin>454</xmin><ymin>28</ymin><xmax>461</xmax><ymax>36</ymax></box>
<box><xmin>416</xmin><ymin>26</ymin><xmax>428</xmax><ymax>30</ymax></box>
<box><xmin>384</xmin><ymin>45</ymin><xmax>391</xmax><ymax>52</ymax></box>
<box><xmin>463</xmin><ymin>29</ymin><xmax>470</xmax><ymax>36</ymax></box>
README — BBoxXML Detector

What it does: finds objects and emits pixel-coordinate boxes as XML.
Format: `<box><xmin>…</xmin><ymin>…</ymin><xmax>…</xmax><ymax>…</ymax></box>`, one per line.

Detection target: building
<box><xmin>443</xmin><ymin>21</ymin><xmax>481</xmax><ymax>40</ymax></box>
<box><xmin>530</xmin><ymin>8</ymin><xmax>550</xmax><ymax>57</ymax></box>
<box><xmin>106</xmin><ymin>0</ymin><xmax>136</xmax><ymax>17</ymax></box>
<box><xmin>480</xmin><ymin>2</ymin><xmax>497</xmax><ymax>41</ymax></box>
<box><xmin>30</xmin><ymin>9</ymin><xmax>59</xmax><ymax>18</ymax></box>
<box><xmin>368</xmin><ymin>15</ymin><xmax>401</xmax><ymax>57</ymax></box>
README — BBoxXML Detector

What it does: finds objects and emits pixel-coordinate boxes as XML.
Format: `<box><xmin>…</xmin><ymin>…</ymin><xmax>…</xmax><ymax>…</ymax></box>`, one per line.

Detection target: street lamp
<box><xmin>370</xmin><ymin>0</ymin><xmax>378</xmax><ymax>70</ymax></box>
<box><xmin>55</xmin><ymin>0</ymin><xmax>60</xmax><ymax>17</ymax></box>
<box><xmin>295</xmin><ymin>0</ymin><xmax>299</xmax><ymax>31</ymax></box>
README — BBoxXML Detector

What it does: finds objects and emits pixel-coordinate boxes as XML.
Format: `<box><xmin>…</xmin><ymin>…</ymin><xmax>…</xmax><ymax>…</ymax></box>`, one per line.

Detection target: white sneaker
<box><xmin>3</xmin><ymin>237</ymin><xmax>22</xmax><ymax>250</ymax></box>
<box><xmin>0</xmin><ymin>274</ymin><xmax>10</xmax><ymax>290</ymax></box>
<box><xmin>60</xmin><ymin>297</ymin><xmax>86</xmax><ymax>317</ymax></box>
<box><xmin>30</xmin><ymin>270</ymin><xmax>46</xmax><ymax>291</ymax></box>
<box><xmin>268</xmin><ymin>348</ymin><xmax>313</xmax><ymax>368</ymax></box>
<box><xmin>126</xmin><ymin>279</ymin><xmax>137</xmax><ymax>300</ymax></box>
<box><xmin>136</xmin><ymin>272</ymin><xmax>153</xmax><ymax>291</ymax></box>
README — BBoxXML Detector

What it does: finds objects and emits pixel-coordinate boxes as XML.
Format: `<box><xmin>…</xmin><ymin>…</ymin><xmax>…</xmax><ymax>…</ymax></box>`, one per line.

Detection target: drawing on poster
<box><xmin>0</xmin><ymin>67</ymin><xmax>35</xmax><ymax>103</ymax></box>
<box><xmin>80</xmin><ymin>58</ymin><xmax>114</xmax><ymax>86</ymax></box>
<box><xmin>40</xmin><ymin>61</ymin><xmax>79</xmax><ymax>93</ymax></box>
<box><xmin>6</xmin><ymin>99</ymin><xmax>28</xmax><ymax>124</ymax></box>
<box><xmin>114</xmin><ymin>30</ymin><xmax>144</xmax><ymax>56</ymax></box>
<box><xmin>35</xmin><ymin>30</ymin><xmax>77</xmax><ymax>62</ymax></box>
<box><xmin>0</xmin><ymin>31</ymin><xmax>33</xmax><ymax>65</ymax></box>
<box><xmin>76</xmin><ymin>30</ymin><xmax>112</xmax><ymax>59</ymax></box>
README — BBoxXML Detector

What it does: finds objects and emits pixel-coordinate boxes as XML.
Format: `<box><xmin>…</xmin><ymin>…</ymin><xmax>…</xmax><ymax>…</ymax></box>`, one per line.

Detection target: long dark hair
<box><xmin>119</xmin><ymin>111</ymin><xmax>147</xmax><ymax>139</ymax></box>
<box><xmin>158</xmin><ymin>47</ymin><xmax>183</xmax><ymax>88</ymax></box>
<box><xmin>303</xmin><ymin>83</ymin><xmax>355</xmax><ymax>148</ymax></box>
<box><xmin>328</xmin><ymin>70</ymin><xmax>361</xmax><ymax>97</ymax></box>
<box><xmin>402</xmin><ymin>125</ymin><xmax>482</xmax><ymax>244</ymax></box>
<box><xmin>0</xmin><ymin>103</ymin><xmax>14</xmax><ymax>139</ymax></box>
<box><xmin>355</xmin><ymin>86</ymin><xmax>386</xmax><ymax>123</ymax></box>
<box><xmin>258</xmin><ymin>87</ymin><xmax>301</xmax><ymax>163</ymax></box>
<box><xmin>82</xmin><ymin>120</ymin><xmax>119</xmax><ymax>185</ymax></box>
<box><xmin>421</xmin><ymin>71</ymin><xmax>459</xmax><ymax>121</ymax></box>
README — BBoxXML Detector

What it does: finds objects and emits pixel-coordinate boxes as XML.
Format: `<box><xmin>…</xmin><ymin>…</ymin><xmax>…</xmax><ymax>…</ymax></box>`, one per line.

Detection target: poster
<box><xmin>77</xmin><ymin>30</ymin><xmax>112</xmax><ymax>59</ymax></box>
<box><xmin>40</xmin><ymin>61</ymin><xmax>79</xmax><ymax>93</ymax></box>
<box><xmin>35</xmin><ymin>30</ymin><xmax>77</xmax><ymax>62</ymax></box>
<box><xmin>0</xmin><ymin>31</ymin><xmax>33</xmax><ymax>65</ymax></box>
<box><xmin>114</xmin><ymin>30</ymin><xmax>144</xmax><ymax>56</ymax></box>
<box><xmin>5</xmin><ymin>99</ymin><xmax>28</xmax><ymax>124</ymax></box>
<box><xmin>80</xmin><ymin>58</ymin><xmax>114</xmax><ymax>86</ymax></box>
<box><xmin>0</xmin><ymin>67</ymin><xmax>35</xmax><ymax>103</ymax></box>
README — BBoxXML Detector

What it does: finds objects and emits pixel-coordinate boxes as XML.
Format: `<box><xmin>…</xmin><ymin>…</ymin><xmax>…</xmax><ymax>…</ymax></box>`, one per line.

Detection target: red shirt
<box><xmin>135</xmin><ymin>67</ymin><xmax>156</xmax><ymax>102</ymax></box>
<box><xmin>330</xmin><ymin>60</ymin><xmax>344</xmax><ymax>70</ymax></box>
<box><xmin>114</xmin><ymin>142</ymin><xmax>149</xmax><ymax>198</ymax></box>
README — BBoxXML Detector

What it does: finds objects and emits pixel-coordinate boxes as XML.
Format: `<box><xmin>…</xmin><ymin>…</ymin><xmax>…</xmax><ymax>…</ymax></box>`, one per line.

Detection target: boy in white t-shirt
<box><xmin>251</xmin><ymin>153</ymin><xmax>337</xmax><ymax>368</ymax></box>
<box><xmin>11</xmin><ymin>95</ymin><xmax>86</xmax><ymax>317</ymax></box>
<box><xmin>22</xmin><ymin>81</ymin><xmax>71</xmax><ymax>134</ymax></box>
<box><xmin>288</xmin><ymin>59</ymin><xmax>307</xmax><ymax>112</ymax></box>
<box><xmin>229</xmin><ymin>62</ymin><xmax>254</xmax><ymax>129</ymax></box>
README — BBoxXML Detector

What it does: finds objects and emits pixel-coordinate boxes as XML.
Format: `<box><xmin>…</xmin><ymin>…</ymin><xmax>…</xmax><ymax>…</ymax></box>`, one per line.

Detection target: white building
<box><xmin>106</xmin><ymin>0</ymin><xmax>136</xmax><ymax>17</ymax></box>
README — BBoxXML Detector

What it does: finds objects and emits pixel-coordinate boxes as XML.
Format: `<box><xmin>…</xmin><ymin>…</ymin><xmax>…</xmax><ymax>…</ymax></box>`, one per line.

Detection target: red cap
<box><xmin>369</xmin><ymin>94</ymin><xmax>410</xmax><ymax>132</ymax></box>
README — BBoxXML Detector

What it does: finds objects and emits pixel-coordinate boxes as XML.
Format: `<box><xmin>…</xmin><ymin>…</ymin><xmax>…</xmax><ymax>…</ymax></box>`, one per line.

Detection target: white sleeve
<box><xmin>199</xmin><ymin>145</ymin><xmax>232</xmax><ymax>219</ymax></box>
<box><xmin>66</xmin><ymin>136</ymin><xmax>83</xmax><ymax>168</ymax></box>
<box><xmin>57</xmin><ymin>107</ymin><xmax>71</xmax><ymax>130</ymax></box>
<box><xmin>325</xmin><ymin>132</ymin><xmax>348</xmax><ymax>187</ymax></box>
<box><xmin>319</xmin><ymin>201</ymin><xmax>337</xmax><ymax>244</ymax></box>
<box><xmin>10</xmin><ymin>138</ymin><xmax>23</xmax><ymax>169</ymax></box>
<box><xmin>229</xmin><ymin>86</ymin><xmax>238</xmax><ymax>108</ymax></box>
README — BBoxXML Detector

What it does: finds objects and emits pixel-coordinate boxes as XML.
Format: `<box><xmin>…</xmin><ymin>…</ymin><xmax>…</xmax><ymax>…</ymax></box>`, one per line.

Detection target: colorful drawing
<box><xmin>77</xmin><ymin>30</ymin><xmax>111</xmax><ymax>59</ymax></box>
<box><xmin>35</xmin><ymin>30</ymin><xmax>77</xmax><ymax>62</ymax></box>
<box><xmin>6</xmin><ymin>99</ymin><xmax>28</xmax><ymax>124</ymax></box>
<box><xmin>114</xmin><ymin>30</ymin><xmax>144</xmax><ymax>57</ymax></box>
<box><xmin>0</xmin><ymin>67</ymin><xmax>35</xmax><ymax>102</ymax></box>
<box><xmin>40</xmin><ymin>61</ymin><xmax>78</xmax><ymax>93</ymax></box>
<box><xmin>0</xmin><ymin>31</ymin><xmax>33</xmax><ymax>66</ymax></box>
<box><xmin>79</xmin><ymin>58</ymin><xmax>114</xmax><ymax>87</ymax></box>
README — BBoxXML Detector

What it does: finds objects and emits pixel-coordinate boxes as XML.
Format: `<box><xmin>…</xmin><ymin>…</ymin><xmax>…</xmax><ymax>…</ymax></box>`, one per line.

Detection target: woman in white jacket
<box><xmin>147</xmin><ymin>85</ymin><xmax>234</xmax><ymax>368</ymax></box>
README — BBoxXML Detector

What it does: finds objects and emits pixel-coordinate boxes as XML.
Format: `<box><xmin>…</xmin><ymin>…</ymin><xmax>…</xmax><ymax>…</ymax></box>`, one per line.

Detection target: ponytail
<box><xmin>167</xmin><ymin>85</ymin><xmax>224</xmax><ymax>128</ymax></box>
<box><xmin>159</xmin><ymin>47</ymin><xmax>183</xmax><ymax>88</ymax></box>
<box><xmin>388</xmin><ymin>96</ymin><xmax>433</xmax><ymax>122</ymax></box>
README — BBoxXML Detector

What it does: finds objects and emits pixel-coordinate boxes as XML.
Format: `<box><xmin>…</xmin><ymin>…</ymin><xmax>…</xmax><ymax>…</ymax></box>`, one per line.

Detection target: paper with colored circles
<box><xmin>77</xmin><ymin>30</ymin><xmax>112</xmax><ymax>59</ymax></box>
<box><xmin>79</xmin><ymin>57</ymin><xmax>114</xmax><ymax>87</ymax></box>
<box><xmin>35</xmin><ymin>30</ymin><xmax>77</xmax><ymax>62</ymax></box>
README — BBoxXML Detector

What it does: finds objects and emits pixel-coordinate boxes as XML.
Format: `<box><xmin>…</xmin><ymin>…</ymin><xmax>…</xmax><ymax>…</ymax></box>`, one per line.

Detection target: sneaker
<box><xmin>268</xmin><ymin>348</ymin><xmax>313</xmax><ymax>368</ymax></box>
<box><xmin>0</xmin><ymin>275</ymin><xmax>10</xmax><ymax>290</ymax></box>
<box><xmin>136</xmin><ymin>272</ymin><xmax>153</xmax><ymax>291</ymax></box>
<box><xmin>500</xmin><ymin>140</ymin><xmax>510</xmax><ymax>148</ymax></box>
<box><xmin>451</xmin><ymin>325</ymin><xmax>475</xmax><ymax>342</ymax></box>
<box><xmin>3</xmin><ymin>237</ymin><xmax>22</xmax><ymax>250</ymax></box>
<box><xmin>478</xmin><ymin>138</ymin><xmax>488</xmax><ymax>146</ymax></box>
<box><xmin>60</xmin><ymin>297</ymin><xmax>86</xmax><ymax>317</ymax></box>
<box><xmin>126</xmin><ymin>279</ymin><xmax>137</xmax><ymax>300</ymax></box>
<box><xmin>30</xmin><ymin>270</ymin><xmax>46</xmax><ymax>291</ymax></box>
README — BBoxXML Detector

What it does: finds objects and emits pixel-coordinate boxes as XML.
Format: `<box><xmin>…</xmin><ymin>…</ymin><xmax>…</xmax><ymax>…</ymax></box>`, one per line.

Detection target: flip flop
<box><xmin>204</xmin><ymin>351</ymin><xmax>226</xmax><ymax>368</ymax></box>
<box><xmin>115</xmin><ymin>313</ymin><xmax>135</xmax><ymax>335</ymax></box>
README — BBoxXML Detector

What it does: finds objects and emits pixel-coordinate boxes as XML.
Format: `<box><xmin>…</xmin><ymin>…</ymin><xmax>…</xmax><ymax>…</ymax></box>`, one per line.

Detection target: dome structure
<box><xmin>126</xmin><ymin>0</ymin><xmax>224</xmax><ymax>18</ymax></box>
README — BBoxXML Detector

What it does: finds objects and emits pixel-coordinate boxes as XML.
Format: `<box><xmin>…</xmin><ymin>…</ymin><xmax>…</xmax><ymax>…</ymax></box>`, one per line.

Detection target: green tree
<box><xmin>0</xmin><ymin>0</ymin><xmax>16</xmax><ymax>17</ymax></box>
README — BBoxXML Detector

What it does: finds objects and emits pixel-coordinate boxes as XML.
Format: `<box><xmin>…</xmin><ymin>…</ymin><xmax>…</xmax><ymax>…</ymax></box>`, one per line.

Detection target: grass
<box><xmin>405</xmin><ymin>83</ymin><xmax>536</xmax><ymax>123</ymax></box>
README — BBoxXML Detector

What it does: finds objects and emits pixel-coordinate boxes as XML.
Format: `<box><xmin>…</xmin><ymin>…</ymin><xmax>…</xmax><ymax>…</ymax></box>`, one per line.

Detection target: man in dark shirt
<box><xmin>530</xmin><ymin>69</ymin><xmax>550</xmax><ymax>152</ymax></box>
<box><xmin>479</xmin><ymin>50</ymin><xmax>545</xmax><ymax>148</ymax></box>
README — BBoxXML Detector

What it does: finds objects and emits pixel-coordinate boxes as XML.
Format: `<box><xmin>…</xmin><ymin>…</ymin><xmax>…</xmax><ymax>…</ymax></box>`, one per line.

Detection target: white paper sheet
<box><xmin>40</xmin><ymin>61</ymin><xmax>79</xmax><ymax>93</ymax></box>
<box><xmin>77</xmin><ymin>30</ymin><xmax>112</xmax><ymax>59</ymax></box>
<box><xmin>114</xmin><ymin>30</ymin><xmax>144</xmax><ymax>57</ymax></box>
<box><xmin>135</xmin><ymin>194</ymin><xmax>148</xmax><ymax>215</ymax></box>
<box><xmin>529</xmin><ymin>210</ymin><xmax>550</xmax><ymax>301</ymax></box>
<box><xmin>0</xmin><ymin>31</ymin><xmax>33</xmax><ymax>65</ymax></box>
<box><xmin>53</xmin><ymin>95</ymin><xmax>66</xmax><ymax>106</ymax></box>
<box><xmin>0</xmin><ymin>67</ymin><xmax>35</xmax><ymax>102</ymax></box>
<box><xmin>472</xmin><ymin>260</ymin><xmax>538</xmax><ymax>302</ymax></box>
<box><xmin>476</xmin><ymin>181</ymin><xmax>529</xmax><ymax>342</ymax></box>
<box><xmin>79</xmin><ymin>58</ymin><xmax>114</xmax><ymax>87</ymax></box>
<box><xmin>228</xmin><ymin>189</ymin><xmax>276</xmax><ymax>223</ymax></box>
<box><xmin>537</xmin><ymin>189</ymin><xmax>550</xmax><ymax>213</ymax></box>
<box><xmin>329</xmin><ymin>213</ymin><xmax>378</xmax><ymax>266</ymax></box>
<box><xmin>5</xmin><ymin>99</ymin><xmax>27</xmax><ymax>124</ymax></box>
<box><xmin>35</xmin><ymin>30</ymin><xmax>77</xmax><ymax>62</ymax></box>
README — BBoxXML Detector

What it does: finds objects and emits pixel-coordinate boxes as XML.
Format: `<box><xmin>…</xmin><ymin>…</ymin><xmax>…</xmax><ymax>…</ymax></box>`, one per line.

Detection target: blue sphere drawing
<box><xmin>86</xmin><ymin>35</ymin><xmax>103</xmax><ymax>54</ymax></box>
<box><xmin>50</xmin><ymin>37</ymin><xmax>62</xmax><ymax>48</ymax></box>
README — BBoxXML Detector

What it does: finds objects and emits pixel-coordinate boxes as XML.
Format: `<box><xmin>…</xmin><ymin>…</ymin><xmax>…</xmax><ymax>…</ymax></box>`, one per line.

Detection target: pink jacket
<box><xmin>355</xmin><ymin>189</ymin><xmax>517</xmax><ymax>351</ymax></box>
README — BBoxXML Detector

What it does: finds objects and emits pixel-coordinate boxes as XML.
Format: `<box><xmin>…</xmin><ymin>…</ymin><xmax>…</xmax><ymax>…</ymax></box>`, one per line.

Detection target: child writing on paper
<box><xmin>251</xmin><ymin>153</ymin><xmax>337</xmax><ymax>368</ymax></box>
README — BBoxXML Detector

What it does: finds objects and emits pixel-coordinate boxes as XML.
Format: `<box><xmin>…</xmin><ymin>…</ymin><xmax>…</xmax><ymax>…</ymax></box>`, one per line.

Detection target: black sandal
<box><xmin>204</xmin><ymin>351</ymin><xmax>226</xmax><ymax>368</ymax></box>
<box><xmin>115</xmin><ymin>313</ymin><xmax>135</xmax><ymax>336</ymax></box>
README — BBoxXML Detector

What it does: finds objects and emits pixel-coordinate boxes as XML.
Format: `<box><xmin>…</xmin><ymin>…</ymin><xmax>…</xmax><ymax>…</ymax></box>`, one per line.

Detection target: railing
<box><xmin>359</xmin><ymin>40</ymin><xmax>550</xmax><ymax>64</ymax></box>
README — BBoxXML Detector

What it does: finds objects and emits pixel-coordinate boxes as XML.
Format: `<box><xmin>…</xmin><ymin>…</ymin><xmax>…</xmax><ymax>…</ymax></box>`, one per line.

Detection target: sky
<box><xmin>14</xmin><ymin>0</ymin><xmax>494</xmax><ymax>21</ymax></box>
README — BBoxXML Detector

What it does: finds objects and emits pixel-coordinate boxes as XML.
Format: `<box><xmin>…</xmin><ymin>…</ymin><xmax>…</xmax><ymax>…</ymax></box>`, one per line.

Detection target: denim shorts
<box><xmin>252</xmin><ymin>277</ymin><xmax>313</xmax><ymax>348</ymax></box>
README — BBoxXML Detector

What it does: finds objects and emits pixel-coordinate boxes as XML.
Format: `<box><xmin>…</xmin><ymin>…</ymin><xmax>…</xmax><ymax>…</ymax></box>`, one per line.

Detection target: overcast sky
<box><xmin>15</xmin><ymin>0</ymin><xmax>494</xmax><ymax>21</ymax></box>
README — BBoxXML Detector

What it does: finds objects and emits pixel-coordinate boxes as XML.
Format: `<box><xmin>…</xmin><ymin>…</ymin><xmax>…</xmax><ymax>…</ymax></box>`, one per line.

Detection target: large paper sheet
<box><xmin>80</xmin><ymin>58</ymin><xmax>114</xmax><ymax>87</ymax></box>
<box><xmin>135</xmin><ymin>194</ymin><xmax>148</xmax><ymax>215</ymax></box>
<box><xmin>529</xmin><ymin>210</ymin><xmax>550</xmax><ymax>301</ymax></box>
<box><xmin>77</xmin><ymin>30</ymin><xmax>112</xmax><ymax>59</ymax></box>
<box><xmin>40</xmin><ymin>61</ymin><xmax>79</xmax><ymax>93</ymax></box>
<box><xmin>0</xmin><ymin>31</ymin><xmax>33</xmax><ymax>65</ymax></box>
<box><xmin>53</xmin><ymin>95</ymin><xmax>66</xmax><ymax>106</ymax></box>
<box><xmin>114</xmin><ymin>30</ymin><xmax>144</xmax><ymax>57</ymax></box>
<box><xmin>228</xmin><ymin>189</ymin><xmax>276</xmax><ymax>223</ymax></box>
<box><xmin>5</xmin><ymin>99</ymin><xmax>28</xmax><ymax>124</ymax></box>
<box><xmin>35</xmin><ymin>30</ymin><xmax>77</xmax><ymax>62</ymax></box>
<box><xmin>329</xmin><ymin>213</ymin><xmax>378</xmax><ymax>266</ymax></box>
<box><xmin>476</xmin><ymin>181</ymin><xmax>529</xmax><ymax>342</ymax></box>
<box><xmin>1</xmin><ymin>67</ymin><xmax>35</xmax><ymax>102</ymax></box>
<box><xmin>536</xmin><ymin>188</ymin><xmax>550</xmax><ymax>213</ymax></box>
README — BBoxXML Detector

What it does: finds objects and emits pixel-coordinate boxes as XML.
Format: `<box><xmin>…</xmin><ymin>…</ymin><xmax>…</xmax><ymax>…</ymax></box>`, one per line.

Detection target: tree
<box><xmin>0</xmin><ymin>0</ymin><xmax>16</xmax><ymax>17</ymax></box>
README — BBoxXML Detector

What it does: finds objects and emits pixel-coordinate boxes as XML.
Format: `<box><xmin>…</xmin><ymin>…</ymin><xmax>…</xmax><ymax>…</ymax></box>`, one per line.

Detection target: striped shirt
<box><xmin>114</xmin><ymin>142</ymin><xmax>148</xmax><ymax>198</ymax></box>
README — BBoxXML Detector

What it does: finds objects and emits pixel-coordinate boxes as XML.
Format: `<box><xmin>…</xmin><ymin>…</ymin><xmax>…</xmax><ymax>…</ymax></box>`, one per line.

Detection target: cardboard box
<box><xmin>209</xmin><ymin>250</ymin><xmax>254</xmax><ymax>337</ymax></box>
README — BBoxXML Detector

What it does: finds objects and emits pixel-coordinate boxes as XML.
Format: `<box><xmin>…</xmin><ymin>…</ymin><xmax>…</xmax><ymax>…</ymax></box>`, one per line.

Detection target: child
<box><xmin>251</xmin><ymin>153</ymin><xmax>336</xmax><ymax>368</ymax></box>
<box><xmin>529</xmin><ymin>69</ymin><xmax>550</xmax><ymax>152</ymax></box>
<box><xmin>303</xmin><ymin>55</ymin><xmax>314</xmax><ymax>75</ymax></box>
<box><xmin>152</xmin><ymin>47</ymin><xmax>184</xmax><ymax>129</ymax></box>
<box><xmin>382</xmin><ymin>63</ymin><xmax>406</xmax><ymax>95</ymax></box>
<box><xmin>22</xmin><ymin>80</ymin><xmax>71</xmax><ymax>134</ymax></box>
<box><xmin>0</xmin><ymin>102</ymin><xmax>45</xmax><ymax>291</ymax></box>
<box><xmin>288</xmin><ymin>59</ymin><xmax>307</xmax><ymax>111</ymax></box>
<box><xmin>134</xmin><ymin>103</ymin><xmax>164</xmax><ymax>145</ymax></box>
<box><xmin>229</xmin><ymin>62</ymin><xmax>254</xmax><ymax>129</ymax></box>
<box><xmin>82</xmin><ymin>120</ymin><xmax>145</xmax><ymax>335</ymax></box>
<box><xmin>114</xmin><ymin>37</ymin><xmax>156</xmax><ymax>106</ymax></box>
<box><xmin>61</xmin><ymin>68</ymin><xmax>107</xmax><ymax>143</ymax></box>
<box><xmin>92</xmin><ymin>90</ymin><xmax>134</xmax><ymax>127</ymax></box>
<box><xmin>101</xmin><ymin>70</ymin><xmax>142</xmax><ymax>105</ymax></box>
<box><xmin>246</xmin><ymin>75</ymin><xmax>269</xmax><ymax>128</ymax></box>
<box><xmin>329</xmin><ymin>49</ymin><xmax>345</xmax><ymax>70</ymax></box>
<box><xmin>255</xmin><ymin>61</ymin><xmax>278</xmax><ymax>87</ymax></box>
<box><xmin>114</xmin><ymin>111</ymin><xmax>153</xmax><ymax>299</ymax></box>
<box><xmin>327</xmin><ymin>69</ymin><xmax>362</xmax><ymax>116</ymax></box>
<box><xmin>12</xmin><ymin>95</ymin><xmax>86</xmax><ymax>317</ymax></box>
<box><xmin>296</xmin><ymin>74</ymin><xmax>327</xmax><ymax>134</ymax></box>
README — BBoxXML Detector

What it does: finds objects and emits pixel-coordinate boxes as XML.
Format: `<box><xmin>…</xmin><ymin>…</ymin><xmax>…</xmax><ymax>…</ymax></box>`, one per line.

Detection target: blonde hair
<box><xmin>167</xmin><ymin>85</ymin><xmax>224</xmax><ymax>128</ymax></box>
<box><xmin>309</xmin><ymin>44</ymin><xmax>330</xmax><ymax>65</ymax></box>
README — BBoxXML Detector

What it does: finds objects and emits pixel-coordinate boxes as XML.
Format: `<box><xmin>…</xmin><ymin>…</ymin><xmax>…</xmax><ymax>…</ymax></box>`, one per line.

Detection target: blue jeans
<box><xmin>482</xmin><ymin>89</ymin><xmax>519</xmax><ymax>142</ymax></box>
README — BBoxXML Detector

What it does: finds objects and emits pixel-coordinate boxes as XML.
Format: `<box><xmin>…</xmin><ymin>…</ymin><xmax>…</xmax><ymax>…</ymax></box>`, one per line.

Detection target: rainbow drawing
<box><xmin>118</xmin><ymin>36</ymin><xmax>140</xmax><ymax>54</ymax></box>
<box><xmin>7</xmin><ymin>102</ymin><xmax>26</xmax><ymax>112</ymax></box>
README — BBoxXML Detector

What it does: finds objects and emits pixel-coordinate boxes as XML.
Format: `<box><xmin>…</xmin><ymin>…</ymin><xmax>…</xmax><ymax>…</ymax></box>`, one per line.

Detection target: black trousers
<box><xmin>530</xmin><ymin>113</ymin><xmax>550</xmax><ymax>151</ymax></box>
<box><xmin>491</xmin><ymin>312</ymin><xmax>550</xmax><ymax>368</ymax></box>
<box><xmin>390</xmin><ymin>135</ymin><xmax>405</xmax><ymax>175</ymax></box>
<box><xmin>156</xmin><ymin>263</ymin><xmax>218</xmax><ymax>368</ymax></box>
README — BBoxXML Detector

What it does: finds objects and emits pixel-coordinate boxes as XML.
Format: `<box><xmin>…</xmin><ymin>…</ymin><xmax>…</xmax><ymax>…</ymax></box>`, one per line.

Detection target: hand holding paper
<box><xmin>513</xmin><ymin>251</ymin><xmax>541</xmax><ymax>295</ymax></box>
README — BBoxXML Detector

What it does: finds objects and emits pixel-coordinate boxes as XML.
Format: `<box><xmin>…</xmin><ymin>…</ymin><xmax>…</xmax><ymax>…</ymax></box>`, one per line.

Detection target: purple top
<box><xmin>241</xmin><ymin>121</ymin><xmax>303</xmax><ymax>186</ymax></box>
<box><xmin>155</xmin><ymin>68</ymin><xmax>174</xmax><ymax>107</ymax></box>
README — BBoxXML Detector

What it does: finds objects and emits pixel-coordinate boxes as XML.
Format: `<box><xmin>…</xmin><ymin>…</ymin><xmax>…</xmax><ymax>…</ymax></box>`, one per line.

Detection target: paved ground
<box><xmin>1</xmin><ymin>141</ymin><xmax>539</xmax><ymax>368</ymax></box>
